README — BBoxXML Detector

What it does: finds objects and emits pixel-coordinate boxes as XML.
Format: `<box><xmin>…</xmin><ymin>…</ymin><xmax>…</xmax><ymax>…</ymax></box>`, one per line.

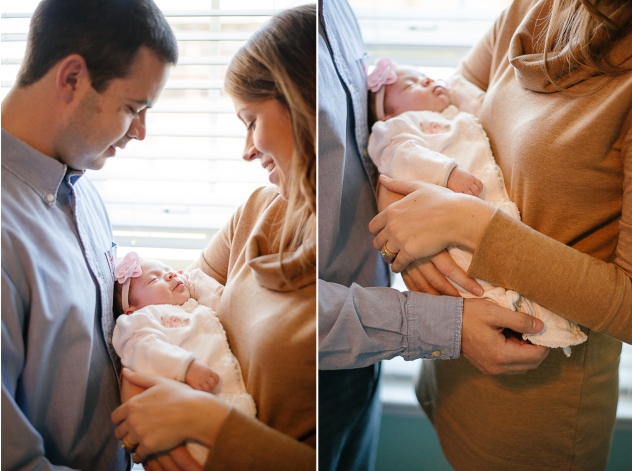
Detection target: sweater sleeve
<box><xmin>469</xmin><ymin>209</ymin><xmax>632</xmax><ymax>344</ymax></box>
<box><xmin>469</xmin><ymin>99</ymin><xmax>632</xmax><ymax>344</ymax></box>
<box><xmin>188</xmin><ymin>187</ymin><xmax>277</xmax><ymax>284</ymax></box>
<box><xmin>458</xmin><ymin>0</ymin><xmax>536</xmax><ymax>91</ymax></box>
<box><xmin>205</xmin><ymin>408</ymin><xmax>315</xmax><ymax>471</ymax></box>
<box><xmin>112</xmin><ymin>309</ymin><xmax>195</xmax><ymax>382</ymax></box>
<box><xmin>368</xmin><ymin>116</ymin><xmax>457</xmax><ymax>187</ymax></box>
<box><xmin>187</xmin><ymin>207</ymin><xmax>239</xmax><ymax>285</ymax></box>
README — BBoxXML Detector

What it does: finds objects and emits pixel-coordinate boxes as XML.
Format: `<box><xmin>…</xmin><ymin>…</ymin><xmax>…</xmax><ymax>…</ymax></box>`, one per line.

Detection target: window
<box><xmin>348</xmin><ymin>0</ymin><xmax>632</xmax><ymax>421</ymax></box>
<box><xmin>1</xmin><ymin>0</ymin><xmax>309</xmax><ymax>269</ymax></box>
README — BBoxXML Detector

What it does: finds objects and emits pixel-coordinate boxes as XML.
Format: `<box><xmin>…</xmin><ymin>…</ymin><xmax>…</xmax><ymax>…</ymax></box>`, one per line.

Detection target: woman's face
<box><xmin>233</xmin><ymin>98</ymin><xmax>295</xmax><ymax>199</ymax></box>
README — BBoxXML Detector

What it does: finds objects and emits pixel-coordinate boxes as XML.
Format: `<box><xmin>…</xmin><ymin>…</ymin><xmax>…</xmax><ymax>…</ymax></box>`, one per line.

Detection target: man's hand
<box><xmin>143</xmin><ymin>445</ymin><xmax>202</xmax><ymax>471</ymax></box>
<box><xmin>462</xmin><ymin>298</ymin><xmax>550</xmax><ymax>375</ymax></box>
<box><xmin>402</xmin><ymin>250</ymin><xmax>483</xmax><ymax>297</ymax></box>
<box><xmin>376</xmin><ymin>180</ymin><xmax>405</xmax><ymax>212</ymax></box>
<box><xmin>184</xmin><ymin>360</ymin><xmax>220</xmax><ymax>393</ymax></box>
<box><xmin>121</xmin><ymin>373</ymin><xmax>147</xmax><ymax>403</ymax></box>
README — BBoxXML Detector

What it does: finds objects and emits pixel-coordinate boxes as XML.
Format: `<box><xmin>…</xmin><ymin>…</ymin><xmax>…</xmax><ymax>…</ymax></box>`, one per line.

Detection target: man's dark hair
<box><xmin>17</xmin><ymin>0</ymin><xmax>178</xmax><ymax>92</ymax></box>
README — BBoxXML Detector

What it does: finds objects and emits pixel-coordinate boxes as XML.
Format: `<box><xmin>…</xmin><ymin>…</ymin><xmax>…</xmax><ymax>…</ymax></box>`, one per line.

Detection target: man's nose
<box><xmin>127</xmin><ymin>109</ymin><xmax>147</xmax><ymax>141</ymax></box>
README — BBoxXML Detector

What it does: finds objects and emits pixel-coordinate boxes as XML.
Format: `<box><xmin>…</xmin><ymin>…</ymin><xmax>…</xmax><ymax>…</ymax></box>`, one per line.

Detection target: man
<box><xmin>317</xmin><ymin>1</ymin><xmax>550</xmax><ymax>469</ymax></box>
<box><xmin>1</xmin><ymin>0</ymin><xmax>177</xmax><ymax>469</ymax></box>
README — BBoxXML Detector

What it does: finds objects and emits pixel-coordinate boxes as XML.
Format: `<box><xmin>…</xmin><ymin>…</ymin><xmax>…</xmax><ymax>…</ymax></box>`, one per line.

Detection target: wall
<box><xmin>375</xmin><ymin>413</ymin><xmax>632</xmax><ymax>471</ymax></box>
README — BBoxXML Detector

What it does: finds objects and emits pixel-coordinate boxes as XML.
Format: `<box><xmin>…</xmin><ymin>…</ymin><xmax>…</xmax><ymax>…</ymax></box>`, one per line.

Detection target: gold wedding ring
<box><xmin>121</xmin><ymin>436</ymin><xmax>138</xmax><ymax>454</ymax></box>
<box><xmin>380</xmin><ymin>244</ymin><xmax>398</xmax><ymax>264</ymax></box>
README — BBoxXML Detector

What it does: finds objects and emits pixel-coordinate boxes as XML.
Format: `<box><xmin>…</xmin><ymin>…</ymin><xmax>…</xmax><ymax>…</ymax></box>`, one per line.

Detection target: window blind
<box><xmin>1</xmin><ymin>0</ymin><xmax>309</xmax><ymax>268</ymax></box>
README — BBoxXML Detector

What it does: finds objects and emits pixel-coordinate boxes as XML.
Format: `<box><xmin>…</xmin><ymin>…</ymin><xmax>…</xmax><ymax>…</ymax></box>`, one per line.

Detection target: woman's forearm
<box><xmin>187</xmin><ymin>393</ymin><xmax>229</xmax><ymax>448</ymax></box>
<box><xmin>469</xmin><ymin>210</ymin><xmax>632</xmax><ymax>343</ymax></box>
<box><xmin>453</xmin><ymin>194</ymin><xmax>495</xmax><ymax>253</ymax></box>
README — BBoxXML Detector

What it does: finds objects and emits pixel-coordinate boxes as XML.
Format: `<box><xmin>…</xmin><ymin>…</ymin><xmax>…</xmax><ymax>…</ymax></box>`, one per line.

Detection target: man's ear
<box><xmin>56</xmin><ymin>54</ymin><xmax>90</xmax><ymax>104</ymax></box>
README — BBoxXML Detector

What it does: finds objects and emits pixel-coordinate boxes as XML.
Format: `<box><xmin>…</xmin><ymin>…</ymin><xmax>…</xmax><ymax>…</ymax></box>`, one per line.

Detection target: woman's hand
<box><xmin>402</xmin><ymin>250</ymin><xmax>483</xmax><ymax>297</ymax></box>
<box><xmin>369</xmin><ymin>175</ymin><xmax>495</xmax><ymax>273</ymax></box>
<box><xmin>111</xmin><ymin>369</ymin><xmax>229</xmax><ymax>464</ymax></box>
<box><xmin>377</xmin><ymin>181</ymin><xmax>483</xmax><ymax>296</ymax></box>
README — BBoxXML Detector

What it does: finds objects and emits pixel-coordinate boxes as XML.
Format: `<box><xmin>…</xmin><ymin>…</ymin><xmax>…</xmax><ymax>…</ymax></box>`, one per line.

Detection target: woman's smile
<box><xmin>233</xmin><ymin>97</ymin><xmax>295</xmax><ymax>199</ymax></box>
<box><xmin>262</xmin><ymin>158</ymin><xmax>276</xmax><ymax>173</ymax></box>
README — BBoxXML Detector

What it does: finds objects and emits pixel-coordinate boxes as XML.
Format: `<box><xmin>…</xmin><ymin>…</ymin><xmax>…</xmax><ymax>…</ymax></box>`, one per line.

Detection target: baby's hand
<box><xmin>447</xmin><ymin>166</ymin><xmax>483</xmax><ymax>196</ymax></box>
<box><xmin>184</xmin><ymin>359</ymin><xmax>220</xmax><ymax>393</ymax></box>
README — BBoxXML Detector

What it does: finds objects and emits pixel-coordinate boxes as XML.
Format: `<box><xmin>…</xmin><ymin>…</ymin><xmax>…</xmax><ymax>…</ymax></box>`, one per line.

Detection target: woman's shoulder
<box><xmin>246</xmin><ymin>185</ymin><xmax>281</xmax><ymax>206</ymax></box>
<box><xmin>236</xmin><ymin>186</ymin><xmax>285</xmax><ymax>223</ymax></box>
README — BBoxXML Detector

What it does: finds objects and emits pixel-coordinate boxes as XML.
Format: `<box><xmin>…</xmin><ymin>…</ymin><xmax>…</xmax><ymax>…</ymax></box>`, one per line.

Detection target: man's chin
<box><xmin>87</xmin><ymin>156</ymin><xmax>108</xmax><ymax>171</ymax></box>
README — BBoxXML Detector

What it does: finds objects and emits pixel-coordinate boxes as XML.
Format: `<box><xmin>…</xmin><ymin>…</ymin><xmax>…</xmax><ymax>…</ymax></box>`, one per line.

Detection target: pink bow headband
<box><xmin>115</xmin><ymin>252</ymin><xmax>143</xmax><ymax>311</ymax></box>
<box><xmin>367</xmin><ymin>58</ymin><xmax>397</xmax><ymax>121</ymax></box>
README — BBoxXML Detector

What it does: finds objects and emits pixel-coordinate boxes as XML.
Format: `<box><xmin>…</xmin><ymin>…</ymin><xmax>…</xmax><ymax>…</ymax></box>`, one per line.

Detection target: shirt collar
<box><xmin>1</xmin><ymin>129</ymin><xmax>85</xmax><ymax>206</ymax></box>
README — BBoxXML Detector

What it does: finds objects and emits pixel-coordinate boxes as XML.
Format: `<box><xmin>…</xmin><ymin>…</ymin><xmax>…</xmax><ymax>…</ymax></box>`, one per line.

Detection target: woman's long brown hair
<box><xmin>540</xmin><ymin>0</ymin><xmax>632</xmax><ymax>91</ymax></box>
<box><xmin>224</xmin><ymin>4</ymin><xmax>316</xmax><ymax>281</ymax></box>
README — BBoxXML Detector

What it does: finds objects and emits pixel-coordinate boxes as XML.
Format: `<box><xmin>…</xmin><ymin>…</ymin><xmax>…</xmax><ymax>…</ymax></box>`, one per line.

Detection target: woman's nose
<box><xmin>242</xmin><ymin>136</ymin><xmax>259</xmax><ymax>161</ymax></box>
<box><xmin>127</xmin><ymin>109</ymin><xmax>147</xmax><ymax>141</ymax></box>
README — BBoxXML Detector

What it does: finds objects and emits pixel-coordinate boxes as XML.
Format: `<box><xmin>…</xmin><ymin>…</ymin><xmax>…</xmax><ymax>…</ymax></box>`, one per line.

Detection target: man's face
<box><xmin>58</xmin><ymin>47</ymin><xmax>170</xmax><ymax>171</ymax></box>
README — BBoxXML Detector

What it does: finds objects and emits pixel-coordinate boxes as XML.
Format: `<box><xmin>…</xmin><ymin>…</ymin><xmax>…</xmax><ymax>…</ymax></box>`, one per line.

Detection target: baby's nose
<box><xmin>422</xmin><ymin>77</ymin><xmax>433</xmax><ymax>87</ymax></box>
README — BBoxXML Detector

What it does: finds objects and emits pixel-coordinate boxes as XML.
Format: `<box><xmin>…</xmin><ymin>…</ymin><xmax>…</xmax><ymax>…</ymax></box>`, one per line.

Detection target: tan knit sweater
<box><xmin>416</xmin><ymin>1</ymin><xmax>632</xmax><ymax>469</ymax></box>
<box><xmin>189</xmin><ymin>186</ymin><xmax>316</xmax><ymax>470</ymax></box>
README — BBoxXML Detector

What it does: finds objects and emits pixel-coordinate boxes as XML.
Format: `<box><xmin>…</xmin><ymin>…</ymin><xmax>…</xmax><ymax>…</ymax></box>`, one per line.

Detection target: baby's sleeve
<box><xmin>112</xmin><ymin>309</ymin><xmax>195</xmax><ymax>382</ymax></box>
<box><xmin>188</xmin><ymin>268</ymin><xmax>224</xmax><ymax>311</ymax></box>
<box><xmin>446</xmin><ymin>74</ymin><xmax>485</xmax><ymax>117</ymax></box>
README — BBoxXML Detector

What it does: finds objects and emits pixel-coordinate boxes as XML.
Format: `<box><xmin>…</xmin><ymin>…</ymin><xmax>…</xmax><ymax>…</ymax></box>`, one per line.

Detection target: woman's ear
<box><xmin>55</xmin><ymin>54</ymin><xmax>90</xmax><ymax>104</ymax></box>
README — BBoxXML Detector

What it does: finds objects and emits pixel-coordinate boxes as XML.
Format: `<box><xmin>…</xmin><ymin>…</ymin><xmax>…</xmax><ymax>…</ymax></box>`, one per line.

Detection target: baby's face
<box><xmin>383</xmin><ymin>65</ymin><xmax>450</xmax><ymax>118</ymax></box>
<box><xmin>128</xmin><ymin>260</ymin><xmax>190</xmax><ymax>310</ymax></box>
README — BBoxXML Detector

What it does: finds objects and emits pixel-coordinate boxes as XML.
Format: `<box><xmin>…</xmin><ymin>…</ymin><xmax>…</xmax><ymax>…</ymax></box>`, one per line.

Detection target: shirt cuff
<box><xmin>404</xmin><ymin>292</ymin><xmax>463</xmax><ymax>360</ymax></box>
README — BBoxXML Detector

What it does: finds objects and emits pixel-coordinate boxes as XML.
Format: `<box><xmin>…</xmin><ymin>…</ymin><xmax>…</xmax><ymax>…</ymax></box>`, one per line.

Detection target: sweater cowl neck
<box><xmin>244</xmin><ymin>199</ymin><xmax>316</xmax><ymax>292</ymax></box>
<box><xmin>508</xmin><ymin>0</ymin><xmax>631</xmax><ymax>93</ymax></box>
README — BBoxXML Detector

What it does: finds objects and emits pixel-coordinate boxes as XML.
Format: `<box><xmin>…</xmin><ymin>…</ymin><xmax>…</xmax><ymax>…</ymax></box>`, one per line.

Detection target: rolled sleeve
<box><xmin>319</xmin><ymin>281</ymin><xmax>462</xmax><ymax>369</ymax></box>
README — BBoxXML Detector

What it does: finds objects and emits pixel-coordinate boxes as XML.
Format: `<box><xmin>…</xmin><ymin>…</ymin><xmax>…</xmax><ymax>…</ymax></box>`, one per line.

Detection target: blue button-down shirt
<box><xmin>1</xmin><ymin>129</ymin><xmax>127</xmax><ymax>470</ymax></box>
<box><xmin>318</xmin><ymin>0</ymin><xmax>463</xmax><ymax>370</ymax></box>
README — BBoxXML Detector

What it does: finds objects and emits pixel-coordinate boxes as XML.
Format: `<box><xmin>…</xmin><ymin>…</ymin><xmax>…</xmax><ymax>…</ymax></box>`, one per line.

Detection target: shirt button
<box><xmin>431</xmin><ymin>350</ymin><xmax>441</xmax><ymax>358</ymax></box>
<box><xmin>46</xmin><ymin>194</ymin><xmax>55</xmax><ymax>202</ymax></box>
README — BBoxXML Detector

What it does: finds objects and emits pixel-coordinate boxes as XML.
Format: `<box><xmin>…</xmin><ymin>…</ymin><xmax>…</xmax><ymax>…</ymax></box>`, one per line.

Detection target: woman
<box><xmin>111</xmin><ymin>4</ymin><xmax>316</xmax><ymax>470</ymax></box>
<box><xmin>370</xmin><ymin>0</ymin><xmax>631</xmax><ymax>469</ymax></box>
